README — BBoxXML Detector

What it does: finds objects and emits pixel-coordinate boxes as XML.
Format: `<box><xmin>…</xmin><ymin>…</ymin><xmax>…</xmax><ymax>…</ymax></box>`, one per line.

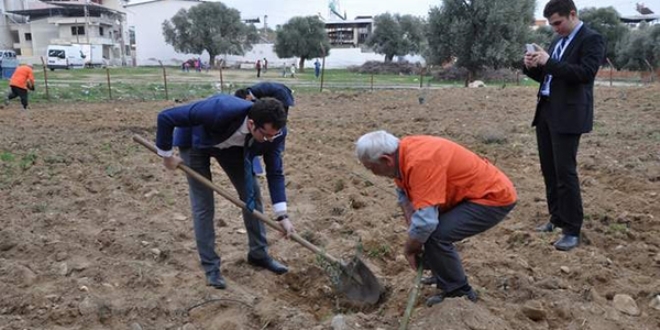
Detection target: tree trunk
<box><xmin>464</xmin><ymin>70</ymin><xmax>473</xmax><ymax>87</ymax></box>
<box><xmin>298</xmin><ymin>57</ymin><xmax>305</xmax><ymax>72</ymax></box>
<box><xmin>385</xmin><ymin>54</ymin><xmax>393</xmax><ymax>62</ymax></box>
<box><xmin>207</xmin><ymin>50</ymin><xmax>217</xmax><ymax>68</ymax></box>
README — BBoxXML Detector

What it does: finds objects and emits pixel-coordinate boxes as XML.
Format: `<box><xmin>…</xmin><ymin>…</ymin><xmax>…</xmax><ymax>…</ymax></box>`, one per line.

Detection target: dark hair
<box><xmin>543</xmin><ymin>0</ymin><xmax>577</xmax><ymax>18</ymax></box>
<box><xmin>234</xmin><ymin>88</ymin><xmax>249</xmax><ymax>99</ymax></box>
<box><xmin>248</xmin><ymin>97</ymin><xmax>287</xmax><ymax>129</ymax></box>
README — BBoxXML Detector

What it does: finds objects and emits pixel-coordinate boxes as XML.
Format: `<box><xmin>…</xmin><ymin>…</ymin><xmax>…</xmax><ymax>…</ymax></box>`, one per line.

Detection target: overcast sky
<box><xmin>135</xmin><ymin>0</ymin><xmax>647</xmax><ymax>26</ymax></box>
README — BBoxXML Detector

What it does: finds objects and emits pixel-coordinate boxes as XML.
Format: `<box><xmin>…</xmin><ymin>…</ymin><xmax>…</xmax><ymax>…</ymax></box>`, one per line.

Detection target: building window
<box><xmin>99</xmin><ymin>27</ymin><xmax>104</xmax><ymax>36</ymax></box>
<box><xmin>25</xmin><ymin>33</ymin><xmax>32</xmax><ymax>41</ymax></box>
<box><xmin>71</xmin><ymin>26</ymin><xmax>85</xmax><ymax>36</ymax></box>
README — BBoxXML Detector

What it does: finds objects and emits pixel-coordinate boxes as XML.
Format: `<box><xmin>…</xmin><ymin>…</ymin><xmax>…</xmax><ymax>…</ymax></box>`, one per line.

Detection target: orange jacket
<box><xmin>10</xmin><ymin>65</ymin><xmax>35</xmax><ymax>90</ymax></box>
<box><xmin>394</xmin><ymin>136</ymin><xmax>517</xmax><ymax>211</ymax></box>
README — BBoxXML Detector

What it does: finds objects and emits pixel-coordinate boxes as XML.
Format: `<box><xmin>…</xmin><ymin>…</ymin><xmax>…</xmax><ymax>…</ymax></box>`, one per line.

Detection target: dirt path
<box><xmin>0</xmin><ymin>85</ymin><xmax>658</xmax><ymax>329</ymax></box>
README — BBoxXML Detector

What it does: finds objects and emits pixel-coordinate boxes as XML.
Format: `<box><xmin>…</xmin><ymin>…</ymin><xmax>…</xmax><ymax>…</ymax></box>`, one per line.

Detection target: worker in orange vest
<box><xmin>6</xmin><ymin>63</ymin><xmax>35</xmax><ymax>110</ymax></box>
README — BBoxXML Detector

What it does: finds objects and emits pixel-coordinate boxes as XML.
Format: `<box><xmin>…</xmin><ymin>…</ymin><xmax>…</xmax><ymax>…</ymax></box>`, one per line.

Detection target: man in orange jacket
<box><xmin>355</xmin><ymin>130</ymin><xmax>517</xmax><ymax>307</ymax></box>
<box><xmin>6</xmin><ymin>64</ymin><xmax>35</xmax><ymax>110</ymax></box>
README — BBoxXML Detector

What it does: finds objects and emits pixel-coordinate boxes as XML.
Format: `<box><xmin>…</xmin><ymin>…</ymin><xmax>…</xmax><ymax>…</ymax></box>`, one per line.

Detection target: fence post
<box><xmin>39</xmin><ymin>56</ymin><xmax>50</xmax><ymax>101</ymax></box>
<box><xmin>218</xmin><ymin>60</ymin><xmax>224</xmax><ymax>93</ymax></box>
<box><xmin>106</xmin><ymin>67</ymin><xmax>112</xmax><ymax>100</ymax></box>
<box><xmin>419</xmin><ymin>67</ymin><xmax>424</xmax><ymax>89</ymax></box>
<box><xmin>516</xmin><ymin>71</ymin><xmax>520</xmax><ymax>86</ymax></box>
<box><xmin>158</xmin><ymin>60</ymin><xmax>169</xmax><ymax>100</ymax></box>
<box><xmin>643</xmin><ymin>59</ymin><xmax>654</xmax><ymax>83</ymax></box>
<box><xmin>370</xmin><ymin>73</ymin><xmax>374</xmax><ymax>91</ymax></box>
<box><xmin>605</xmin><ymin>57</ymin><xmax>614</xmax><ymax>86</ymax></box>
<box><xmin>319</xmin><ymin>42</ymin><xmax>326</xmax><ymax>93</ymax></box>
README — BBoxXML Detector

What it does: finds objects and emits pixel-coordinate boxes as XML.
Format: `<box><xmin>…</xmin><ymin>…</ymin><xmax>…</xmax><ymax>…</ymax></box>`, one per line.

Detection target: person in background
<box><xmin>256</xmin><ymin>59</ymin><xmax>262</xmax><ymax>78</ymax></box>
<box><xmin>523</xmin><ymin>0</ymin><xmax>605</xmax><ymax>251</ymax></box>
<box><xmin>5</xmin><ymin>63</ymin><xmax>35</xmax><ymax>110</ymax></box>
<box><xmin>314</xmin><ymin>59</ymin><xmax>321</xmax><ymax>79</ymax></box>
<box><xmin>289</xmin><ymin>63</ymin><xmax>296</xmax><ymax>78</ymax></box>
<box><xmin>355</xmin><ymin>130</ymin><xmax>517</xmax><ymax>306</ymax></box>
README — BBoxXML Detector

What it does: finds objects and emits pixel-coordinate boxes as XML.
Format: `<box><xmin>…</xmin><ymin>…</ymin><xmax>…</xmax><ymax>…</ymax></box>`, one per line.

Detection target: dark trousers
<box><xmin>535</xmin><ymin>101</ymin><xmax>583</xmax><ymax>236</ymax></box>
<box><xmin>180</xmin><ymin>147</ymin><xmax>268</xmax><ymax>275</ymax></box>
<box><xmin>423</xmin><ymin>202</ymin><xmax>515</xmax><ymax>292</ymax></box>
<box><xmin>8</xmin><ymin>86</ymin><xmax>28</xmax><ymax>109</ymax></box>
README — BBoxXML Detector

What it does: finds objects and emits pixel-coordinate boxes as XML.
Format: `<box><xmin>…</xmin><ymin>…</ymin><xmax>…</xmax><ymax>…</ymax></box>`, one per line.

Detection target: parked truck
<box><xmin>74</xmin><ymin>44</ymin><xmax>104</xmax><ymax>68</ymax></box>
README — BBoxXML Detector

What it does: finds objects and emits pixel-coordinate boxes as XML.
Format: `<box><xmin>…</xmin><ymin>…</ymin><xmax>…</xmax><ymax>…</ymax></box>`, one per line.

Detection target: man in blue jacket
<box><xmin>235</xmin><ymin>82</ymin><xmax>295</xmax><ymax>176</ymax></box>
<box><xmin>234</xmin><ymin>82</ymin><xmax>294</xmax><ymax>115</ymax></box>
<box><xmin>156</xmin><ymin>95</ymin><xmax>294</xmax><ymax>289</ymax></box>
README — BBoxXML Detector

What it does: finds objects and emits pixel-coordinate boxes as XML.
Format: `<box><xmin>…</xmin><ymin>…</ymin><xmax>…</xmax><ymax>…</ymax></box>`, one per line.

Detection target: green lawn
<box><xmin>1</xmin><ymin>66</ymin><xmax>540</xmax><ymax>103</ymax></box>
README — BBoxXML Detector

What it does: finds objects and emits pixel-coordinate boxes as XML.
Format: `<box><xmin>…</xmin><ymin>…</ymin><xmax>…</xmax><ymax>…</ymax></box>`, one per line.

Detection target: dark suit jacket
<box><xmin>156</xmin><ymin>94</ymin><xmax>288</xmax><ymax>204</ymax></box>
<box><xmin>523</xmin><ymin>24</ymin><xmax>605</xmax><ymax>134</ymax></box>
<box><xmin>248</xmin><ymin>82</ymin><xmax>295</xmax><ymax>108</ymax></box>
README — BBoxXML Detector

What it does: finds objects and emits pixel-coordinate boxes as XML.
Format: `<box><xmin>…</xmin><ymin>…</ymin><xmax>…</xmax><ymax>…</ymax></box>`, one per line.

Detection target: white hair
<box><xmin>355</xmin><ymin>130</ymin><xmax>400</xmax><ymax>163</ymax></box>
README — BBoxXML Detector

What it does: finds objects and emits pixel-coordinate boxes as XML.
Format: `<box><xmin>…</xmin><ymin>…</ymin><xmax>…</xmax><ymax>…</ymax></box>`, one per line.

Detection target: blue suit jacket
<box><xmin>156</xmin><ymin>94</ymin><xmax>288</xmax><ymax>204</ymax></box>
<box><xmin>248</xmin><ymin>82</ymin><xmax>295</xmax><ymax>108</ymax></box>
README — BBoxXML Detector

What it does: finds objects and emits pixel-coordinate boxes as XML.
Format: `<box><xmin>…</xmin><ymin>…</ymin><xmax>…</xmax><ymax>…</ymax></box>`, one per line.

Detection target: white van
<box><xmin>47</xmin><ymin>45</ymin><xmax>85</xmax><ymax>70</ymax></box>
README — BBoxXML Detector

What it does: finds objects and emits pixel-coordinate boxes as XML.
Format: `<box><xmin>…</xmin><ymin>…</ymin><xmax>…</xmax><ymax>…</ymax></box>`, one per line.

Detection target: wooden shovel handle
<box><xmin>133</xmin><ymin>135</ymin><xmax>340</xmax><ymax>264</ymax></box>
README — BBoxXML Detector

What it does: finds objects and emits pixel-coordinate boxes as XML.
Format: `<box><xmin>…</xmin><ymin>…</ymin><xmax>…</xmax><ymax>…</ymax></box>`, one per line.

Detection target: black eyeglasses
<box><xmin>256</xmin><ymin>127</ymin><xmax>283</xmax><ymax>141</ymax></box>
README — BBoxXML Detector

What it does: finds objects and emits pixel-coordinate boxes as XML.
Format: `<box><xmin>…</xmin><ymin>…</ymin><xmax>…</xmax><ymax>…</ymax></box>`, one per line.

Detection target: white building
<box><xmin>1</xmin><ymin>0</ymin><xmax>128</xmax><ymax>65</ymax></box>
<box><xmin>124</xmin><ymin>0</ymin><xmax>207</xmax><ymax>66</ymax></box>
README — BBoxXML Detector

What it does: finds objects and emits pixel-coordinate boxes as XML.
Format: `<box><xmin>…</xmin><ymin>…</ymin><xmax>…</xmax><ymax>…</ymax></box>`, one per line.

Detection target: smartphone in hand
<box><xmin>525</xmin><ymin>44</ymin><xmax>536</xmax><ymax>53</ymax></box>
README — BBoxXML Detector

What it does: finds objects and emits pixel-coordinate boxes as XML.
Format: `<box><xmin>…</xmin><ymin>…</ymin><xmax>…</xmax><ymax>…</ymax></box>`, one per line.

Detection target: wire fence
<box><xmin>3</xmin><ymin>58</ymin><xmax>655</xmax><ymax>104</ymax></box>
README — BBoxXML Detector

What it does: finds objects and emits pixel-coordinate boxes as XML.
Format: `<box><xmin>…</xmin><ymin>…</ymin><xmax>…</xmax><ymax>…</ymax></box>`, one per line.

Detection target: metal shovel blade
<box><xmin>336</xmin><ymin>257</ymin><xmax>385</xmax><ymax>306</ymax></box>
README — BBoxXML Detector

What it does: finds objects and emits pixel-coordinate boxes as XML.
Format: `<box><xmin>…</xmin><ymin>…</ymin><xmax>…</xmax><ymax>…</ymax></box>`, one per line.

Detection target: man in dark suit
<box><xmin>523</xmin><ymin>0</ymin><xmax>605</xmax><ymax>251</ymax></box>
<box><xmin>156</xmin><ymin>95</ymin><xmax>295</xmax><ymax>289</ymax></box>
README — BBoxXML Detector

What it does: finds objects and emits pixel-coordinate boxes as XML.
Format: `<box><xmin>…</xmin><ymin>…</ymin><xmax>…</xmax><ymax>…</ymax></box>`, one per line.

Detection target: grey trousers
<box><xmin>180</xmin><ymin>147</ymin><xmax>269</xmax><ymax>275</ymax></box>
<box><xmin>423</xmin><ymin>201</ymin><xmax>515</xmax><ymax>292</ymax></box>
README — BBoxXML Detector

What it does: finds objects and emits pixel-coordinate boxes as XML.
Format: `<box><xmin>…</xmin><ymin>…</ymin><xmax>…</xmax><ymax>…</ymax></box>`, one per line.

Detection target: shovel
<box><xmin>133</xmin><ymin>135</ymin><xmax>385</xmax><ymax>306</ymax></box>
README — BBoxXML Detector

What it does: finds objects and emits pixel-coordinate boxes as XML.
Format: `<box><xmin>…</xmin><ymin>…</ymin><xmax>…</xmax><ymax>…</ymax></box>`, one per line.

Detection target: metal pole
<box><xmin>158</xmin><ymin>60</ymin><xmax>168</xmax><ymax>100</ymax></box>
<box><xmin>371</xmin><ymin>73</ymin><xmax>374</xmax><ymax>91</ymax></box>
<box><xmin>40</xmin><ymin>56</ymin><xmax>50</xmax><ymax>101</ymax></box>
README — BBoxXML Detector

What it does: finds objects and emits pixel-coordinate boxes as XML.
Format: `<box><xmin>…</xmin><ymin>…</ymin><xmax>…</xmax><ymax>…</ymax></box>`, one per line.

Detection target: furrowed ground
<box><xmin>0</xmin><ymin>85</ymin><xmax>658</xmax><ymax>329</ymax></box>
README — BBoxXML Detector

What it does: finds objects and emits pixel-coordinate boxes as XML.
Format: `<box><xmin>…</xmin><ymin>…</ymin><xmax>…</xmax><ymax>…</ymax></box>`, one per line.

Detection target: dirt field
<box><xmin>0</xmin><ymin>85</ymin><xmax>658</xmax><ymax>330</ymax></box>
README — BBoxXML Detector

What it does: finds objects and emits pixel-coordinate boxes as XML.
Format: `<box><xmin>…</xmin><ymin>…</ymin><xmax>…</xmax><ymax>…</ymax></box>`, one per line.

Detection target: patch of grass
<box><xmin>366</xmin><ymin>243</ymin><xmax>392</xmax><ymax>260</ymax></box>
<box><xmin>607</xmin><ymin>223</ymin><xmax>628</xmax><ymax>235</ymax></box>
<box><xmin>0</xmin><ymin>152</ymin><xmax>15</xmax><ymax>162</ymax></box>
<box><xmin>333</xmin><ymin>179</ymin><xmax>345</xmax><ymax>193</ymax></box>
<box><xmin>19</xmin><ymin>151</ymin><xmax>37</xmax><ymax>170</ymax></box>
<box><xmin>478</xmin><ymin>130</ymin><xmax>508</xmax><ymax>145</ymax></box>
<box><xmin>105</xmin><ymin>165</ymin><xmax>122</xmax><ymax>177</ymax></box>
<box><xmin>32</xmin><ymin>203</ymin><xmax>48</xmax><ymax>213</ymax></box>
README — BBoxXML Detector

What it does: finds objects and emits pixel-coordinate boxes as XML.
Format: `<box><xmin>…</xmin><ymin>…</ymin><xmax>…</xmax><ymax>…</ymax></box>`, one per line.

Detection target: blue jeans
<box><xmin>180</xmin><ymin>147</ymin><xmax>269</xmax><ymax>275</ymax></box>
<box><xmin>423</xmin><ymin>202</ymin><xmax>516</xmax><ymax>292</ymax></box>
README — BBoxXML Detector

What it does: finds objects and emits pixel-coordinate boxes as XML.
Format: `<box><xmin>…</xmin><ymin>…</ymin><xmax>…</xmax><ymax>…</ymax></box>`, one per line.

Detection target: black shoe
<box><xmin>247</xmin><ymin>256</ymin><xmax>288</xmax><ymax>275</ymax></box>
<box><xmin>553</xmin><ymin>235</ymin><xmax>579</xmax><ymax>251</ymax></box>
<box><xmin>206</xmin><ymin>271</ymin><xmax>226</xmax><ymax>289</ymax></box>
<box><xmin>426</xmin><ymin>285</ymin><xmax>478</xmax><ymax>307</ymax></box>
<box><xmin>535</xmin><ymin>222</ymin><xmax>556</xmax><ymax>233</ymax></box>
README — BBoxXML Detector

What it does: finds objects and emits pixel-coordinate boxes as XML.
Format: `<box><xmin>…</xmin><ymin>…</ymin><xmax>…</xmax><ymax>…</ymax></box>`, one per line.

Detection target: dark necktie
<box><xmin>243</xmin><ymin>134</ymin><xmax>256</xmax><ymax>212</ymax></box>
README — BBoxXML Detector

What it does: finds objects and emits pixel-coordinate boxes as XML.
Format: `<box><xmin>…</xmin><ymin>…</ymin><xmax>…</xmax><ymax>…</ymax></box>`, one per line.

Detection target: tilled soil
<box><xmin>0</xmin><ymin>85</ymin><xmax>658</xmax><ymax>330</ymax></box>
